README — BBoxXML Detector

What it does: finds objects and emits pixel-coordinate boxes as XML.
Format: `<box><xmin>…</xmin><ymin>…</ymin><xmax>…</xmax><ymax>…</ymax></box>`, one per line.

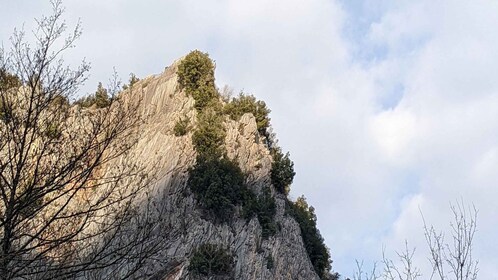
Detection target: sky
<box><xmin>2</xmin><ymin>0</ymin><xmax>498</xmax><ymax>278</ymax></box>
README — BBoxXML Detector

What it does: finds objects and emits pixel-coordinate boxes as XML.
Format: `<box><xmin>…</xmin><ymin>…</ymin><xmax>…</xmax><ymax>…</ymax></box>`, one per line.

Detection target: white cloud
<box><xmin>369</xmin><ymin>107</ymin><xmax>417</xmax><ymax>165</ymax></box>
<box><xmin>367</xmin><ymin>1</ymin><xmax>498</xmax><ymax>278</ymax></box>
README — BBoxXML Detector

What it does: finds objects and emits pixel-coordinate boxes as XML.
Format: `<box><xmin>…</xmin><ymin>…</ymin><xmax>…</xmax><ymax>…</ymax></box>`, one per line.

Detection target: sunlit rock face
<box><xmin>118</xmin><ymin>58</ymin><xmax>320</xmax><ymax>280</ymax></box>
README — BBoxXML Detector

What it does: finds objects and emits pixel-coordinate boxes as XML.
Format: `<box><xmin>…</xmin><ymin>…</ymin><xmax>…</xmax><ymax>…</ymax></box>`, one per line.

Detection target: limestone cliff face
<box><xmin>122</xmin><ymin>59</ymin><xmax>321</xmax><ymax>280</ymax></box>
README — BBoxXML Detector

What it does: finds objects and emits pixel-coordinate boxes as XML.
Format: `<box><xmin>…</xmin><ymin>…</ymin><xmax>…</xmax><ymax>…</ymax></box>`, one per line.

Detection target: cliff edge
<box><xmin>114</xmin><ymin>53</ymin><xmax>330</xmax><ymax>280</ymax></box>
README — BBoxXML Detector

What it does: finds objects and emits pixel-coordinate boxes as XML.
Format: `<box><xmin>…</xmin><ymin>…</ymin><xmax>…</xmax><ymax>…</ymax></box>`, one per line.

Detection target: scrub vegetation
<box><xmin>188</xmin><ymin>244</ymin><xmax>234</xmax><ymax>279</ymax></box>
<box><xmin>178</xmin><ymin>50</ymin><xmax>333</xmax><ymax>279</ymax></box>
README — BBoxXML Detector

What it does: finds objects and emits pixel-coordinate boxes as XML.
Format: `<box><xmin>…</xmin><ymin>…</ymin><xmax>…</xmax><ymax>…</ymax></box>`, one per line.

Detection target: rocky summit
<box><xmin>103</xmin><ymin>55</ymin><xmax>329</xmax><ymax>280</ymax></box>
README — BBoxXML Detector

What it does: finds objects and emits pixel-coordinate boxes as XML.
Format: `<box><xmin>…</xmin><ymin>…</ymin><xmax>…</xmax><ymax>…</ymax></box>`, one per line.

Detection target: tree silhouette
<box><xmin>0</xmin><ymin>1</ymin><xmax>165</xmax><ymax>279</ymax></box>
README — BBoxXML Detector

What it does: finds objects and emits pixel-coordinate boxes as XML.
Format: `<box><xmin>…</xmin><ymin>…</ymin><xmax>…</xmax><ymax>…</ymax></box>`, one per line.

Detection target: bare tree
<box><xmin>423</xmin><ymin>202</ymin><xmax>478</xmax><ymax>280</ymax></box>
<box><xmin>218</xmin><ymin>85</ymin><xmax>234</xmax><ymax>103</ymax></box>
<box><xmin>348</xmin><ymin>260</ymin><xmax>380</xmax><ymax>280</ymax></box>
<box><xmin>349</xmin><ymin>202</ymin><xmax>478</xmax><ymax>280</ymax></box>
<box><xmin>0</xmin><ymin>1</ymin><xmax>165</xmax><ymax>279</ymax></box>
<box><xmin>382</xmin><ymin>241</ymin><xmax>421</xmax><ymax>280</ymax></box>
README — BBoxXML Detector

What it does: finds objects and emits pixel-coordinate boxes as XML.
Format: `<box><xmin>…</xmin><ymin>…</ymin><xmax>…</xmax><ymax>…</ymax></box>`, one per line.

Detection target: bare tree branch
<box><xmin>382</xmin><ymin>241</ymin><xmax>421</xmax><ymax>280</ymax></box>
<box><xmin>0</xmin><ymin>1</ymin><xmax>167</xmax><ymax>279</ymax></box>
<box><xmin>422</xmin><ymin>201</ymin><xmax>478</xmax><ymax>280</ymax></box>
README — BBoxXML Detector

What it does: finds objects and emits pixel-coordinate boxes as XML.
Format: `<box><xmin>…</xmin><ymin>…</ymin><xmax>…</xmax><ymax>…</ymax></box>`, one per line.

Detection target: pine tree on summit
<box><xmin>95</xmin><ymin>82</ymin><xmax>111</xmax><ymax>108</ymax></box>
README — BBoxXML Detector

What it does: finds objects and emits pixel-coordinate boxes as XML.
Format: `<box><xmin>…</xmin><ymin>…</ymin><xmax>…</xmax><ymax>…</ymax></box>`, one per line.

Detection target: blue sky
<box><xmin>2</xmin><ymin>0</ymin><xmax>498</xmax><ymax>278</ymax></box>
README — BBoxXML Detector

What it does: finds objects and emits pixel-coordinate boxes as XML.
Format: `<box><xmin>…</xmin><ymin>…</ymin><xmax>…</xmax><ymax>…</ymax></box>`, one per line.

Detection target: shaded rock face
<box><xmin>123</xmin><ymin>60</ymin><xmax>320</xmax><ymax>280</ymax></box>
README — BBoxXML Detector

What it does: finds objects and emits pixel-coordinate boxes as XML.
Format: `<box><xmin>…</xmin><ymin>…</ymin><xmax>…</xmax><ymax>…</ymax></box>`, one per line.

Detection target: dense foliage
<box><xmin>255</xmin><ymin>187</ymin><xmax>277</xmax><ymax>238</ymax></box>
<box><xmin>287</xmin><ymin>196</ymin><xmax>331</xmax><ymax>279</ymax></box>
<box><xmin>177</xmin><ymin>50</ymin><xmax>219</xmax><ymax>111</ymax></box>
<box><xmin>0</xmin><ymin>69</ymin><xmax>21</xmax><ymax>122</ymax></box>
<box><xmin>266</xmin><ymin>254</ymin><xmax>274</xmax><ymax>270</ymax></box>
<box><xmin>74</xmin><ymin>82</ymin><xmax>111</xmax><ymax>108</ymax></box>
<box><xmin>192</xmin><ymin>108</ymin><xmax>226</xmax><ymax>161</ymax></box>
<box><xmin>188</xmin><ymin>158</ymin><xmax>246</xmax><ymax>222</ymax></box>
<box><xmin>0</xmin><ymin>68</ymin><xmax>21</xmax><ymax>92</ymax></box>
<box><xmin>224</xmin><ymin>93</ymin><xmax>271</xmax><ymax>137</ymax></box>
<box><xmin>189</xmin><ymin>244</ymin><xmax>234</xmax><ymax>278</ymax></box>
<box><xmin>181</xmin><ymin>50</ymin><xmax>246</xmax><ymax>223</ymax></box>
<box><xmin>271</xmin><ymin>149</ymin><xmax>295</xmax><ymax>194</ymax></box>
<box><xmin>122</xmin><ymin>73</ymin><xmax>139</xmax><ymax>90</ymax></box>
<box><xmin>173</xmin><ymin>117</ymin><xmax>190</xmax><ymax>136</ymax></box>
<box><xmin>180</xmin><ymin>51</ymin><xmax>294</xmax><ymax>260</ymax></box>
<box><xmin>243</xmin><ymin>187</ymin><xmax>277</xmax><ymax>239</ymax></box>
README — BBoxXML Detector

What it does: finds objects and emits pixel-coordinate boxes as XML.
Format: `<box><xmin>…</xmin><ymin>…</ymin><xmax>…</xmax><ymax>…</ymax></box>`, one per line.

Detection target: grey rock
<box><xmin>119</xmin><ymin>59</ymin><xmax>321</xmax><ymax>280</ymax></box>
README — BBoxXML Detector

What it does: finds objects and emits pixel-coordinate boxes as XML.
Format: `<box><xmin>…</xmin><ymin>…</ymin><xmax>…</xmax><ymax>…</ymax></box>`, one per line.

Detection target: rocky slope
<box><xmin>120</xmin><ymin>58</ymin><xmax>323</xmax><ymax>280</ymax></box>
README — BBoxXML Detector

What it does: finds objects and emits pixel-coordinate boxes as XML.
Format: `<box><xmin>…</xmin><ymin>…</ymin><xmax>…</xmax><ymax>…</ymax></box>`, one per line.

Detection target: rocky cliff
<box><xmin>117</xmin><ymin>57</ymin><xmax>324</xmax><ymax>280</ymax></box>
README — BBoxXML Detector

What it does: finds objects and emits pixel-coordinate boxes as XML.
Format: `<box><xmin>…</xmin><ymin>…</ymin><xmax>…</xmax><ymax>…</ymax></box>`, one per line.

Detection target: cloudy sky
<box><xmin>2</xmin><ymin>0</ymin><xmax>498</xmax><ymax>278</ymax></box>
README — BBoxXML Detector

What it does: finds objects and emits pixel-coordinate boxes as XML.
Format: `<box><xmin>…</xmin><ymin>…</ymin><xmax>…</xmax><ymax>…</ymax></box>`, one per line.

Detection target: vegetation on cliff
<box><xmin>179</xmin><ymin>50</ymin><xmax>333</xmax><ymax>279</ymax></box>
<box><xmin>287</xmin><ymin>196</ymin><xmax>332</xmax><ymax>279</ymax></box>
<box><xmin>192</xmin><ymin>108</ymin><xmax>226</xmax><ymax>161</ymax></box>
<box><xmin>188</xmin><ymin>244</ymin><xmax>234</xmax><ymax>278</ymax></box>
<box><xmin>243</xmin><ymin>186</ymin><xmax>278</xmax><ymax>239</ymax></box>
<box><xmin>173</xmin><ymin>116</ymin><xmax>190</xmax><ymax>136</ymax></box>
<box><xmin>0</xmin><ymin>69</ymin><xmax>21</xmax><ymax>121</ymax></box>
<box><xmin>179</xmin><ymin>51</ymin><xmax>280</xmax><ymax>242</ymax></box>
<box><xmin>74</xmin><ymin>82</ymin><xmax>111</xmax><ymax>108</ymax></box>
<box><xmin>179</xmin><ymin>51</ymin><xmax>275</xmax><ymax>220</ymax></box>
<box><xmin>188</xmin><ymin>157</ymin><xmax>246</xmax><ymax>222</ymax></box>
<box><xmin>224</xmin><ymin>93</ymin><xmax>271</xmax><ymax>138</ymax></box>
<box><xmin>3</xmin><ymin>1</ymin><xmax>334</xmax><ymax>278</ymax></box>
<box><xmin>178</xmin><ymin>50</ymin><xmax>219</xmax><ymax>111</ymax></box>
<box><xmin>271</xmin><ymin>148</ymin><xmax>296</xmax><ymax>195</ymax></box>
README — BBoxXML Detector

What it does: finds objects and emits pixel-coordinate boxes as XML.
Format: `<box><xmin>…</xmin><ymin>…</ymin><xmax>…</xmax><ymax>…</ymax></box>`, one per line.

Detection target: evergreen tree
<box><xmin>95</xmin><ymin>82</ymin><xmax>110</xmax><ymax>108</ymax></box>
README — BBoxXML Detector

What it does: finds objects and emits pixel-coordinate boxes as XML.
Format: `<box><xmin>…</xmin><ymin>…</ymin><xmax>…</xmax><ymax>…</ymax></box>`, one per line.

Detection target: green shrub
<box><xmin>183</xmin><ymin>51</ymin><xmax>276</xmax><ymax>233</ymax></box>
<box><xmin>0</xmin><ymin>69</ymin><xmax>21</xmax><ymax>122</ymax></box>
<box><xmin>0</xmin><ymin>68</ymin><xmax>21</xmax><ymax>92</ymax></box>
<box><xmin>95</xmin><ymin>82</ymin><xmax>111</xmax><ymax>108</ymax></box>
<box><xmin>44</xmin><ymin>122</ymin><xmax>62</xmax><ymax>139</ymax></box>
<box><xmin>241</xmin><ymin>188</ymin><xmax>257</xmax><ymax>219</ymax></box>
<box><xmin>224</xmin><ymin>93</ymin><xmax>271</xmax><ymax>137</ymax></box>
<box><xmin>188</xmin><ymin>158</ymin><xmax>246</xmax><ymax>223</ymax></box>
<box><xmin>266</xmin><ymin>254</ymin><xmax>274</xmax><ymax>270</ymax></box>
<box><xmin>287</xmin><ymin>196</ymin><xmax>331</xmax><ymax>279</ymax></box>
<box><xmin>241</xmin><ymin>186</ymin><xmax>277</xmax><ymax>239</ymax></box>
<box><xmin>177</xmin><ymin>50</ymin><xmax>219</xmax><ymax>111</ymax></box>
<box><xmin>74</xmin><ymin>82</ymin><xmax>111</xmax><ymax>108</ymax></box>
<box><xmin>192</xmin><ymin>109</ymin><xmax>226</xmax><ymax>161</ymax></box>
<box><xmin>74</xmin><ymin>95</ymin><xmax>95</xmax><ymax>108</ymax></box>
<box><xmin>174</xmin><ymin>117</ymin><xmax>190</xmax><ymax>136</ymax></box>
<box><xmin>257</xmin><ymin>187</ymin><xmax>277</xmax><ymax>238</ymax></box>
<box><xmin>270</xmin><ymin>149</ymin><xmax>295</xmax><ymax>194</ymax></box>
<box><xmin>51</xmin><ymin>94</ymin><xmax>70</xmax><ymax>108</ymax></box>
<box><xmin>189</xmin><ymin>244</ymin><xmax>233</xmax><ymax>278</ymax></box>
<box><xmin>0</xmin><ymin>99</ymin><xmax>12</xmax><ymax>123</ymax></box>
<box><xmin>122</xmin><ymin>73</ymin><xmax>140</xmax><ymax>90</ymax></box>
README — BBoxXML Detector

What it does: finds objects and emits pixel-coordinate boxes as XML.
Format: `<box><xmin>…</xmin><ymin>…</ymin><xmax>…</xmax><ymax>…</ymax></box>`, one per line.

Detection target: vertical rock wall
<box><xmin>120</xmin><ymin>60</ymin><xmax>321</xmax><ymax>280</ymax></box>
